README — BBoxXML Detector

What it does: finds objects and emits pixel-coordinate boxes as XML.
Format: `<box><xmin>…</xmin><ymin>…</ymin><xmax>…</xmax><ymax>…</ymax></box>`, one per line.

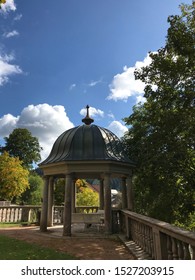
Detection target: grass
<box><xmin>0</xmin><ymin>235</ymin><xmax>76</xmax><ymax>260</ymax></box>
<box><xmin>0</xmin><ymin>222</ymin><xmax>22</xmax><ymax>228</ymax></box>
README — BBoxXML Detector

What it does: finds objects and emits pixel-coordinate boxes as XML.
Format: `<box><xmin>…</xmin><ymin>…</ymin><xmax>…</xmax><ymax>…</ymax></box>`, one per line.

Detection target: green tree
<box><xmin>0</xmin><ymin>152</ymin><xmax>29</xmax><ymax>201</ymax></box>
<box><xmin>123</xmin><ymin>2</ymin><xmax>195</xmax><ymax>227</ymax></box>
<box><xmin>54</xmin><ymin>179</ymin><xmax>65</xmax><ymax>205</ymax></box>
<box><xmin>76</xmin><ymin>187</ymin><xmax>99</xmax><ymax>207</ymax></box>
<box><xmin>20</xmin><ymin>173</ymin><xmax>43</xmax><ymax>205</ymax></box>
<box><xmin>53</xmin><ymin>178</ymin><xmax>99</xmax><ymax>207</ymax></box>
<box><xmin>1</xmin><ymin>128</ymin><xmax>42</xmax><ymax>170</ymax></box>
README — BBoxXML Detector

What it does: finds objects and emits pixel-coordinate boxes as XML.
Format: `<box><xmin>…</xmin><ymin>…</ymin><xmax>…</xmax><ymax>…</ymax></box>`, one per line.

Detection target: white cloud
<box><xmin>0</xmin><ymin>53</ymin><xmax>23</xmax><ymax>86</ymax></box>
<box><xmin>3</xmin><ymin>30</ymin><xmax>19</xmax><ymax>38</ymax></box>
<box><xmin>107</xmin><ymin>53</ymin><xmax>152</xmax><ymax>102</ymax></box>
<box><xmin>0</xmin><ymin>0</ymin><xmax>16</xmax><ymax>13</ymax></box>
<box><xmin>80</xmin><ymin>106</ymin><xmax>104</xmax><ymax>118</ymax></box>
<box><xmin>0</xmin><ymin>104</ymin><xmax>74</xmax><ymax>160</ymax></box>
<box><xmin>107</xmin><ymin>121</ymin><xmax>128</xmax><ymax>138</ymax></box>
<box><xmin>0</xmin><ymin>113</ymin><xmax>19</xmax><ymax>136</ymax></box>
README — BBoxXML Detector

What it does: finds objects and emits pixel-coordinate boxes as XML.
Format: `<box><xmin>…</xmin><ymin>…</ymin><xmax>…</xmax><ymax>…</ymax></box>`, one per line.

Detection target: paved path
<box><xmin>0</xmin><ymin>225</ymin><xmax>136</xmax><ymax>260</ymax></box>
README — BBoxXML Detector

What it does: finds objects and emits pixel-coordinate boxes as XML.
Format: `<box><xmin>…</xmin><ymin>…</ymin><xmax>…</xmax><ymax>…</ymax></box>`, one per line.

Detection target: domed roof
<box><xmin>40</xmin><ymin>105</ymin><xmax>134</xmax><ymax>166</ymax></box>
<box><xmin>41</xmin><ymin>124</ymin><xmax>133</xmax><ymax>165</ymax></box>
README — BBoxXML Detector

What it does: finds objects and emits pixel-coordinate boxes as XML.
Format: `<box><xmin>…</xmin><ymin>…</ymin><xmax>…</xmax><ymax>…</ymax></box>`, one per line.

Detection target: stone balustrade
<box><xmin>120</xmin><ymin>210</ymin><xmax>195</xmax><ymax>260</ymax></box>
<box><xmin>0</xmin><ymin>205</ymin><xmax>98</xmax><ymax>224</ymax></box>
<box><xmin>0</xmin><ymin>206</ymin><xmax>41</xmax><ymax>223</ymax></box>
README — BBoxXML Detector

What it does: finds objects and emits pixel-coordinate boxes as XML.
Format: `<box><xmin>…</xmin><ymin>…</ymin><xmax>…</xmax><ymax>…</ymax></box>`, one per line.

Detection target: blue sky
<box><xmin>0</xmin><ymin>0</ymin><xmax>192</xmax><ymax>160</ymax></box>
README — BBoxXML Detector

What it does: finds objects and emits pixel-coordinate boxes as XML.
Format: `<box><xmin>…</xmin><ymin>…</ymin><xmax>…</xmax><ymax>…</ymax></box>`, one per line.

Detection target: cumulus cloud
<box><xmin>0</xmin><ymin>53</ymin><xmax>23</xmax><ymax>86</ymax></box>
<box><xmin>0</xmin><ymin>113</ymin><xmax>19</xmax><ymax>136</ymax></box>
<box><xmin>107</xmin><ymin>53</ymin><xmax>152</xmax><ymax>103</ymax></box>
<box><xmin>107</xmin><ymin>121</ymin><xmax>128</xmax><ymax>138</ymax></box>
<box><xmin>80</xmin><ymin>106</ymin><xmax>104</xmax><ymax>119</ymax></box>
<box><xmin>0</xmin><ymin>0</ymin><xmax>16</xmax><ymax>13</ymax></box>
<box><xmin>3</xmin><ymin>30</ymin><xmax>19</xmax><ymax>38</ymax></box>
<box><xmin>0</xmin><ymin>104</ymin><xmax>74</xmax><ymax>160</ymax></box>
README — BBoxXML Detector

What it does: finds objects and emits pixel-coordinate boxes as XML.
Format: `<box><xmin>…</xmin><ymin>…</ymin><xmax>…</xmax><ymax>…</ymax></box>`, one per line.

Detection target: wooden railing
<box><xmin>0</xmin><ymin>205</ymin><xmax>98</xmax><ymax>224</ymax></box>
<box><xmin>120</xmin><ymin>210</ymin><xmax>195</xmax><ymax>260</ymax></box>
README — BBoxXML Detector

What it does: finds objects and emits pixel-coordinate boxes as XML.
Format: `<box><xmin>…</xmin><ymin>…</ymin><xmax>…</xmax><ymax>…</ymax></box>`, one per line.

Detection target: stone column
<box><xmin>40</xmin><ymin>176</ymin><xmax>49</xmax><ymax>232</ymax></box>
<box><xmin>63</xmin><ymin>173</ymin><xmax>72</xmax><ymax>236</ymax></box>
<box><xmin>126</xmin><ymin>176</ymin><xmax>134</xmax><ymax>210</ymax></box>
<box><xmin>47</xmin><ymin>176</ymin><xmax>54</xmax><ymax>227</ymax></box>
<box><xmin>104</xmin><ymin>173</ymin><xmax>112</xmax><ymax>234</ymax></box>
<box><xmin>71</xmin><ymin>179</ymin><xmax>76</xmax><ymax>213</ymax></box>
<box><xmin>99</xmin><ymin>179</ymin><xmax>104</xmax><ymax>210</ymax></box>
<box><xmin>121</xmin><ymin>177</ymin><xmax>127</xmax><ymax>209</ymax></box>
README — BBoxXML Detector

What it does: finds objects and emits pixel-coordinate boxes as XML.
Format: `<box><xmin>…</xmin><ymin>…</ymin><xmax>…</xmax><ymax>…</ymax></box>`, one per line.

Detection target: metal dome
<box><xmin>41</xmin><ymin>124</ymin><xmax>133</xmax><ymax>165</ymax></box>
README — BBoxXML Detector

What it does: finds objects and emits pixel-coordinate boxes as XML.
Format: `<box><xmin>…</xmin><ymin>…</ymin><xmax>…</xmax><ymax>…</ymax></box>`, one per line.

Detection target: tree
<box><xmin>20</xmin><ymin>172</ymin><xmax>43</xmax><ymax>205</ymax></box>
<box><xmin>123</xmin><ymin>2</ymin><xmax>195</xmax><ymax>227</ymax></box>
<box><xmin>53</xmin><ymin>178</ymin><xmax>100</xmax><ymax>207</ymax></box>
<box><xmin>1</xmin><ymin>128</ymin><xmax>42</xmax><ymax>169</ymax></box>
<box><xmin>0</xmin><ymin>152</ymin><xmax>29</xmax><ymax>201</ymax></box>
<box><xmin>76</xmin><ymin>187</ymin><xmax>99</xmax><ymax>207</ymax></box>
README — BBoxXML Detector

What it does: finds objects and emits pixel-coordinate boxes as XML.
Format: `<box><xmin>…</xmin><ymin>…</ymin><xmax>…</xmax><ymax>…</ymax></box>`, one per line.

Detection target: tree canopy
<box><xmin>0</xmin><ymin>152</ymin><xmax>29</xmax><ymax>201</ymax></box>
<box><xmin>1</xmin><ymin>128</ymin><xmax>42</xmax><ymax>170</ymax></box>
<box><xmin>123</xmin><ymin>2</ymin><xmax>195</xmax><ymax>228</ymax></box>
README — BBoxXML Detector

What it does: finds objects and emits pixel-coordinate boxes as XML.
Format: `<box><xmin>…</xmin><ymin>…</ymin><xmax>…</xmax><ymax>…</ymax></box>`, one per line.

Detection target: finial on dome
<box><xmin>82</xmin><ymin>105</ymin><xmax>94</xmax><ymax>125</ymax></box>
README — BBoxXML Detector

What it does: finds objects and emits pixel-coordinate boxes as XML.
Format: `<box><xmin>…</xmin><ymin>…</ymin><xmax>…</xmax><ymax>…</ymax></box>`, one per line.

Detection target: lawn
<box><xmin>0</xmin><ymin>234</ymin><xmax>76</xmax><ymax>260</ymax></box>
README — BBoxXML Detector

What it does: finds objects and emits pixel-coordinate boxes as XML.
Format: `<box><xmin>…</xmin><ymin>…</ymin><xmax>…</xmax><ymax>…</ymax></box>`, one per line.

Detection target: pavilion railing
<box><xmin>119</xmin><ymin>210</ymin><xmax>195</xmax><ymax>260</ymax></box>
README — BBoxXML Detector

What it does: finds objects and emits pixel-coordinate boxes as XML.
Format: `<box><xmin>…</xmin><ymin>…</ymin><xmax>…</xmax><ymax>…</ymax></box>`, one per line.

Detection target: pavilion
<box><xmin>39</xmin><ymin>105</ymin><xmax>135</xmax><ymax>236</ymax></box>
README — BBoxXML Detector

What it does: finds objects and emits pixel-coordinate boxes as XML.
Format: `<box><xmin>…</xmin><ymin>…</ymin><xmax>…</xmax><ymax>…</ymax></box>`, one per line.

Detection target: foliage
<box><xmin>0</xmin><ymin>152</ymin><xmax>29</xmax><ymax>201</ymax></box>
<box><xmin>123</xmin><ymin>3</ymin><xmax>195</xmax><ymax>226</ymax></box>
<box><xmin>1</xmin><ymin>128</ymin><xmax>42</xmax><ymax>170</ymax></box>
<box><xmin>0</xmin><ymin>235</ymin><xmax>76</xmax><ymax>260</ymax></box>
<box><xmin>20</xmin><ymin>172</ymin><xmax>43</xmax><ymax>205</ymax></box>
<box><xmin>54</xmin><ymin>178</ymin><xmax>99</xmax><ymax>206</ymax></box>
<box><xmin>76</xmin><ymin>187</ymin><xmax>99</xmax><ymax>207</ymax></box>
<box><xmin>54</xmin><ymin>178</ymin><xmax>65</xmax><ymax>205</ymax></box>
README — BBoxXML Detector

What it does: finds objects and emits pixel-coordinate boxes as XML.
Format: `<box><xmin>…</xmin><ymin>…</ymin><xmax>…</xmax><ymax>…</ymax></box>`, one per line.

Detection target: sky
<box><xmin>0</xmin><ymin>0</ymin><xmax>192</xmax><ymax>161</ymax></box>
